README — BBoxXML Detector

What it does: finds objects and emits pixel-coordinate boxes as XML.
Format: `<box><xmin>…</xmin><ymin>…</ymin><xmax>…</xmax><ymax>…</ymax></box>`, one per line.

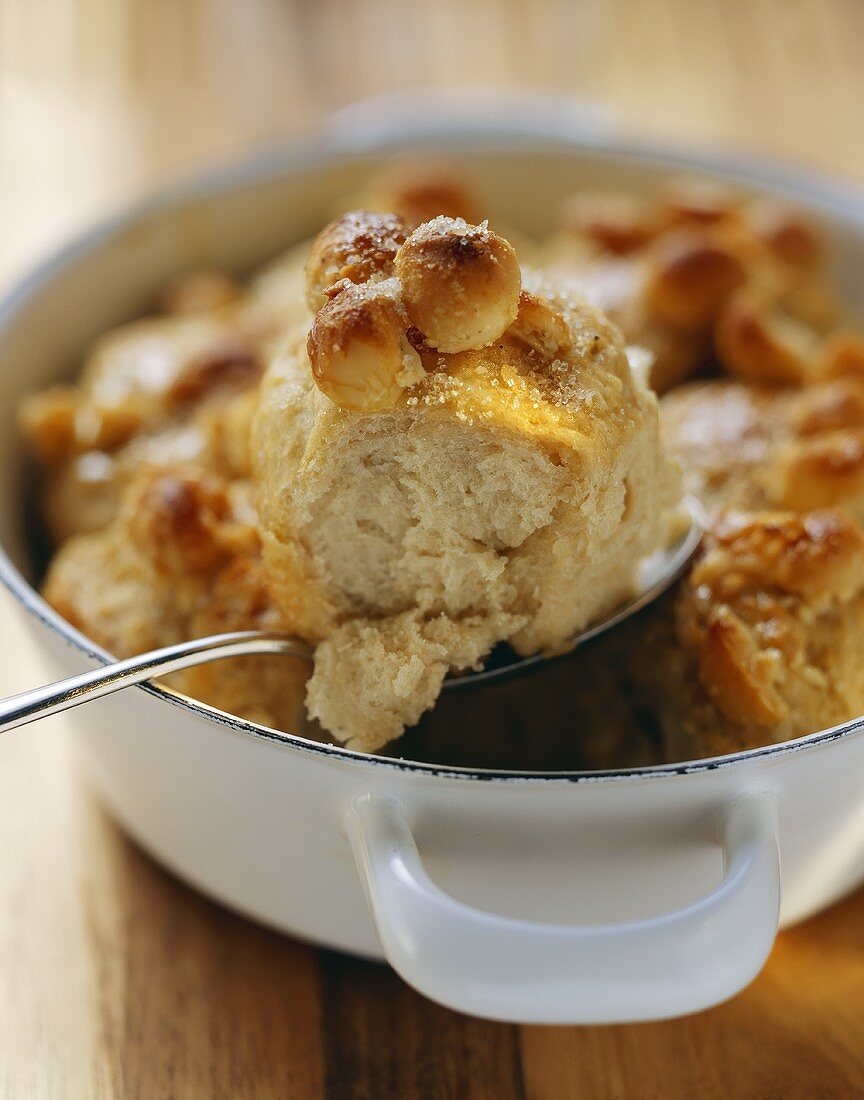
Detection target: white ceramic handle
<box><xmin>347</xmin><ymin>788</ymin><xmax>780</xmax><ymax>1024</ymax></box>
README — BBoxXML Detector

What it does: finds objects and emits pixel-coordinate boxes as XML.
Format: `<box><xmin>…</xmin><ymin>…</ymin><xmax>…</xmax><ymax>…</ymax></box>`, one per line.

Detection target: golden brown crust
<box><xmin>644</xmin><ymin>230</ymin><xmax>746</xmax><ymax>330</ymax></box>
<box><xmin>19</xmin><ymin>241</ymin><xmax>309</xmax><ymax>544</ymax></box>
<box><xmin>545</xmin><ymin>177</ymin><xmax>845</xmax><ymax>395</ymax></box>
<box><xmin>165</xmin><ymin>340</ymin><xmax>263</xmax><ymax>407</ymax></box>
<box><xmin>694</xmin><ymin>605</ymin><xmax>788</xmax><ymax>727</ymax></box>
<box><xmin>693</xmin><ymin>509</ymin><xmax>864</xmax><ymax>604</ymax></box>
<box><xmin>714</xmin><ymin>288</ymin><xmax>821</xmax><ymax>385</ymax></box>
<box><xmin>675</xmin><ymin>509</ymin><xmax>864</xmax><ymax>742</ymax></box>
<box><xmin>746</xmin><ymin>199</ymin><xmax>822</xmax><ymax>271</ymax></box>
<box><xmin>820</xmin><ymin>331</ymin><xmax>864</xmax><ymax>378</ymax></box>
<box><xmin>128</xmin><ymin>470</ymin><xmax>254</xmax><ymax>574</ymax></box>
<box><xmin>662</xmin><ymin>376</ymin><xmax>864</xmax><ymax>525</ymax></box>
<box><xmin>766</xmin><ymin>431</ymin><xmax>864</xmax><ymax>513</ymax></box>
<box><xmin>42</xmin><ymin>465</ymin><xmax>307</xmax><ymax>730</ymax></box>
<box><xmin>18</xmin><ymin>387</ymin><xmax>79</xmax><ymax>464</ymax></box>
<box><xmin>594</xmin><ymin>370</ymin><xmax>864</xmax><ymax>761</ymax></box>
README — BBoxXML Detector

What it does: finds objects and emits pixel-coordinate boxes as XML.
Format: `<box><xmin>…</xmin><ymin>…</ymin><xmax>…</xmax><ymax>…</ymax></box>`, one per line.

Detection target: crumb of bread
<box><xmin>307</xmin><ymin>610</ymin><xmax>524</xmax><ymax>751</ymax></box>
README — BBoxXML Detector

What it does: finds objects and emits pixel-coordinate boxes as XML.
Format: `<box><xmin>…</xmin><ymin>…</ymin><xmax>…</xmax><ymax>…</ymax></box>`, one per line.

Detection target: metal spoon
<box><xmin>0</xmin><ymin>499</ymin><xmax>702</xmax><ymax>735</ymax></box>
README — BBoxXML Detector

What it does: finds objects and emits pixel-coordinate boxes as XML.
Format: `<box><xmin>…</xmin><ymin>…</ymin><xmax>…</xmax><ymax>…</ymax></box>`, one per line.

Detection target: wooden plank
<box><xmin>520</xmin><ymin>892</ymin><xmax>864</xmax><ymax>1099</ymax></box>
<box><xmin>318</xmin><ymin>954</ymin><xmax>525</xmax><ymax>1100</ymax></box>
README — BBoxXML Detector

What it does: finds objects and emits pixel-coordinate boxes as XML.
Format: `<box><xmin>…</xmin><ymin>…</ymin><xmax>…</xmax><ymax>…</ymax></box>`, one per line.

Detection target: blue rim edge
<box><xmin>3</xmin><ymin>120</ymin><xmax>864</xmax><ymax>783</ymax></box>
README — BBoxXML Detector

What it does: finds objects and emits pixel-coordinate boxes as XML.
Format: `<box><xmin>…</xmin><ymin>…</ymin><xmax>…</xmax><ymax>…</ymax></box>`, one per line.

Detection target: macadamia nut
<box><xmin>306</xmin><ymin>279</ymin><xmax>420</xmax><ymax>412</ymax></box>
<box><xmin>394</xmin><ymin>216</ymin><xmax>521</xmax><ymax>353</ymax></box>
<box><xmin>715</xmin><ymin>289</ymin><xmax>821</xmax><ymax>385</ymax></box>
<box><xmin>305</xmin><ymin>211</ymin><xmax>409</xmax><ymax>312</ymax></box>
<box><xmin>644</xmin><ymin>230</ymin><xmax>746</xmax><ymax>330</ymax></box>
<box><xmin>509</xmin><ymin>290</ymin><xmax>571</xmax><ymax>356</ymax></box>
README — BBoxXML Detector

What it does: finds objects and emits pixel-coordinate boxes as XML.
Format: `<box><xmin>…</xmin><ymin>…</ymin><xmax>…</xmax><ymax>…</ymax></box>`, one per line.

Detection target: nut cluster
<box><xmin>307</xmin><ymin>278</ymin><xmax>423</xmax><ymax>412</ymax></box>
<box><xmin>558</xmin><ymin>176</ymin><xmax>844</xmax><ymax>393</ymax></box>
<box><xmin>714</xmin><ymin>289</ymin><xmax>822</xmax><ymax>385</ymax></box>
<box><xmin>644</xmin><ymin>232</ymin><xmax>746</xmax><ymax>331</ymax></box>
<box><xmin>305</xmin><ymin>211</ymin><xmax>554</xmax><ymax>412</ymax></box>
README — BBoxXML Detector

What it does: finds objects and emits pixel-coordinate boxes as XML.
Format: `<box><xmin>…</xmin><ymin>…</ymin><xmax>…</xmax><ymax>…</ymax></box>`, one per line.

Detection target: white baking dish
<box><xmin>3</xmin><ymin>107</ymin><xmax>864</xmax><ymax>1025</ymax></box>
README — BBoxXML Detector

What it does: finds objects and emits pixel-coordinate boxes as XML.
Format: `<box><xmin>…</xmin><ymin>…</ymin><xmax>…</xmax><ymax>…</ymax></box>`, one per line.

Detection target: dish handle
<box><xmin>347</xmin><ymin>788</ymin><xmax>780</xmax><ymax>1024</ymax></box>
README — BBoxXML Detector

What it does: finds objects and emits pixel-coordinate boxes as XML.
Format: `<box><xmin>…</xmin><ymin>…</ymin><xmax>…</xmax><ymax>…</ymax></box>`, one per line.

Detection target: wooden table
<box><xmin>2</xmin><ymin>1</ymin><xmax>864</xmax><ymax>1095</ymax></box>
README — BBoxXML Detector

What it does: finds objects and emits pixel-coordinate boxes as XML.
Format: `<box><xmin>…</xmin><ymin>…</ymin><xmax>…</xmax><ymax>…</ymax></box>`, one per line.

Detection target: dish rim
<box><xmin>3</xmin><ymin>120</ymin><xmax>864</xmax><ymax>783</ymax></box>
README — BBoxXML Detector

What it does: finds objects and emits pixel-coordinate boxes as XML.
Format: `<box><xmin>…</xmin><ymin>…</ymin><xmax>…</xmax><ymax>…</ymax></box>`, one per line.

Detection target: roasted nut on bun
<box><xmin>305</xmin><ymin>211</ymin><xmax>409</xmax><ymax>311</ymax></box>
<box><xmin>307</xmin><ymin>279</ymin><xmax>422</xmax><ymax>412</ymax></box>
<box><xmin>394</xmin><ymin>216</ymin><xmax>521</xmax><ymax>353</ymax></box>
<box><xmin>509</xmin><ymin>290</ymin><xmax>571</xmax><ymax>356</ymax></box>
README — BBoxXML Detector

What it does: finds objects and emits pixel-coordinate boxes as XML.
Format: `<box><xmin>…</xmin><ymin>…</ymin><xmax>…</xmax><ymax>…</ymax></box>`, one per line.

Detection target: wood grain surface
<box><xmin>2</xmin><ymin>1</ymin><xmax>864</xmax><ymax>1096</ymax></box>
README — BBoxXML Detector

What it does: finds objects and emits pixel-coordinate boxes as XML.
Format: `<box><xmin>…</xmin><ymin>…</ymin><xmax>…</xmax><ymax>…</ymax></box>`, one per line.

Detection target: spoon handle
<box><xmin>0</xmin><ymin>631</ymin><xmax>313</xmax><ymax>734</ymax></box>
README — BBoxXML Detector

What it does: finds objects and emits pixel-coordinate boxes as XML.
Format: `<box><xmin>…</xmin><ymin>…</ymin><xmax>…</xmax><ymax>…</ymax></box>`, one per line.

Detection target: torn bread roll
<box><xmin>670</xmin><ymin>508</ymin><xmax>864</xmax><ymax>759</ymax></box>
<box><xmin>254</xmin><ymin>212</ymin><xmax>681</xmax><ymax>751</ymax></box>
<box><xmin>660</xmin><ymin>375</ymin><xmax>864</xmax><ymax>522</ymax></box>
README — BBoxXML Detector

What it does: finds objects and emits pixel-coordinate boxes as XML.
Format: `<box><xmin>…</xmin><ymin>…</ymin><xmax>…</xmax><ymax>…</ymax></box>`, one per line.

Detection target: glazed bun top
<box><xmin>305</xmin><ymin>212</ymin><xmax>529</xmax><ymax>411</ymax></box>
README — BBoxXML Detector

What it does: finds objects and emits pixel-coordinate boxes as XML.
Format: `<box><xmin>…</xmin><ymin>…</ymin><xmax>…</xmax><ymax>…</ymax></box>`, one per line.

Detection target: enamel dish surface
<box><xmin>2</xmin><ymin>108</ymin><xmax>864</xmax><ymax>1024</ymax></box>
